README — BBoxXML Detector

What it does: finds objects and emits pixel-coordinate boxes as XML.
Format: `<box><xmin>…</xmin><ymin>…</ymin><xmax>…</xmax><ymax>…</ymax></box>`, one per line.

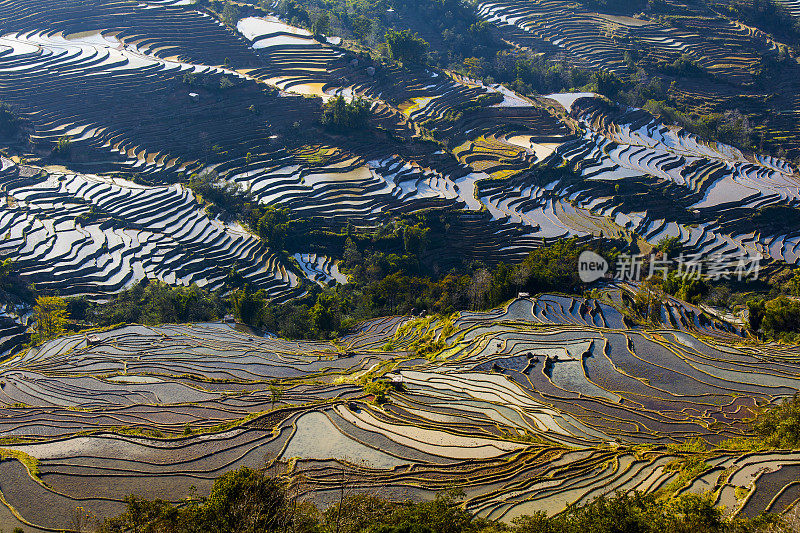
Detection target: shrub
<box><xmin>748</xmin><ymin>299</ymin><xmax>766</xmax><ymax>331</ymax></box>
<box><xmin>363</xmin><ymin>380</ymin><xmax>392</xmax><ymax>404</ymax></box>
<box><xmin>87</xmin><ymin>280</ymin><xmax>226</xmax><ymax>326</ymax></box>
<box><xmin>320</xmin><ymin>95</ymin><xmax>370</xmax><ymax>132</ymax></box>
<box><xmin>753</xmin><ymin>393</ymin><xmax>800</xmax><ymax>449</ymax></box>
<box><xmin>53</xmin><ymin>135</ymin><xmax>72</xmax><ymax>159</ymax></box>
<box><xmin>385</xmin><ymin>29</ymin><xmax>428</xmax><ymax>65</ymax></box>
<box><xmin>0</xmin><ymin>101</ymin><xmax>20</xmax><ymax>137</ymax></box>
<box><xmin>31</xmin><ymin>296</ymin><xmax>68</xmax><ymax>345</ymax></box>
<box><xmin>101</xmin><ymin>470</ymin><xmax>790</xmax><ymax>533</ymax></box>
<box><xmin>762</xmin><ymin>296</ymin><xmax>800</xmax><ymax>337</ymax></box>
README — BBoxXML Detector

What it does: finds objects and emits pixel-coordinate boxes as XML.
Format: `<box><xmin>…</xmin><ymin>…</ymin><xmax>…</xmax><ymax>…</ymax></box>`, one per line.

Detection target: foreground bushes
<box><xmin>99</xmin><ymin>467</ymin><xmax>790</xmax><ymax>533</ymax></box>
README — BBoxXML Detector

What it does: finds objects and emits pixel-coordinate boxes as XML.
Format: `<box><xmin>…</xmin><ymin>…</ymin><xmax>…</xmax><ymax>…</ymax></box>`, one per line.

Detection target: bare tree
<box><xmin>512</xmin><ymin>263</ymin><xmax>532</xmax><ymax>294</ymax></box>
<box><xmin>468</xmin><ymin>269</ymin><xmax>492</xmax><ymax>310</ymax></box>
<box><xmin>70</xmin><ymin>506</ymin><xmax>98</xmax><ymax>532</ymax></box>
<box><xmin>325</xmin><ymin>457</ymin><xmax>385</xmax><ymax>533</ymax></box>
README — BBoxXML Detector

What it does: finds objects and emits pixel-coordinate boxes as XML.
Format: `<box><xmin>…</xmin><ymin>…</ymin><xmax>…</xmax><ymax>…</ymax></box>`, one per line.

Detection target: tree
<box><xmin>102</xmin><ymin>495</ymin><xmax>177</xmax><ymax>532</ymax></box>
<box><xmin>468</xmin><ymin>269</ymin><xmax>492</xmax><ymax>310</ymax></box>
<box><xmin>402</xmin><ymin>224</ymin><xmax>428</xmax><ymax>256</ymax></box>
<box><xmin>86</xmin><ymin>280</ymin><xmax>225</xmax><ymax>327</ymax></box>
<box><xmin>32</xmin><ymin>296</ymin><xmax>68</xmax><ymax>344</ymax></box>
<box><xmin>593</xmin><ymin>70</ymin><xmax>623</xmax><ymax>99</ymax></box>
<box><xmin>53</xmin><ymin>135</ymin><xmax>72</xmax><ymax>159</ymax></box>
<box><xmin>204</xmin><ymin>468</ymin><xmax>289</xmax><ymax>532</ymax></box>
<box><xmin>753</xmin><ymin>393</ymin><xmax>800</xmax><ymax>449</ymax></box>
<box><xmin>320</xmin><ymin>96</ymin><xmax>370</xmax><ymax>131</ymax></box>
<box><xmin>310</xmin><ymin>292</ymin><xmax>342</xmax><ymax>335</ymax></box>
<box><xmin>351</xmin><ymin>17</ymin><xmax>372</xmax><ymax>41</ymax></box>
<box><xmin>379</xmin><ymin>489</ymin><xmax>474</xmax><ymax>533</ymax></box>
<box><xmin>312</xmin><ymin>13</ymin><xmax>330</xmax><ymax>36</ymax></box>
<box><xmin>788</xmin><ymin>270</ymin><xmax>800</xmax><ymax>297</ymax></box>
<box><xmin>221</xmin><ymin>1</ymin><xmax>240</xmax><ymax>26</ymax></box>
<box><xmin>385</xmin><ymin>29</ymin><xmax>428</xmax><ymax>66</ymax></box>
<box><xmin>663</xmin><ymin>272</ymin><xmax>707</xmax><ymax>304</ymax></box>
<box><xmin>342</xmin><ymin>237</ymin><xmax>362</xmax><ymax>269</ymax></box>
<box><xmin>655</xmin><ymin>236</ymin><xmax>681</xmax><ymax>257</ymax></box>
<box><xmin>748</xmin><ymin>299</ymin><xmax>766</xmax><ymax>332</ymax></box>
<box><xmin>632</xmin><ymin>276</ymin><xmax>664</xmax><ymax>323</ymax></box>
<box><xmin>0</xmin><ymin>258</ymin><xmax>13</xmax><ymax>283</ymax></box>
<box><xmin>464</xmin><ymin>57</ymin><xmax>487</xmax><ymax>79</ymax></box>
<box><xmin>762</xmin><ymin>296</ymin><xmax>800</xmax><ymax>337</ymax></box>
<box><xmin>100</xmin><ymin>470</ymin><xmax>790</xmax><ymax>533</ymax></box>
<box><xmin>253</xmin><ymin>206</ymin><xmax>290</xmax><ymax>250</ymax></box>
<box><xmin>512</xmin><ymin>262</ymin><xmax>532</xmax><ymax>293</ymax></box>
<box><xmin>231</xmin><ymin>286</ymin><xmax>270</xmax><ymax>328</ymax></box>
<box><xmin>278</xmin><ymin>0</ymin><xmax>310</xmax><ymax>27</ymax></box>
<box><xmin>0</xmin><ymin>102</ymin><xmax>20</xmax><ymax>138</ymax></box>
<box><xmin>323</xmin><ymin>493</ymin><xmax>393</xmax><ymax>533</ymax></box>
<box><xmin>269</xmin><ymin>382</ymin><xmax>283</xmax><ymax>408</ymax></box>
<box><xmin>363</xmin><ymin>380</ymin><xmax>391</xmax><ymax>405</ymax></box>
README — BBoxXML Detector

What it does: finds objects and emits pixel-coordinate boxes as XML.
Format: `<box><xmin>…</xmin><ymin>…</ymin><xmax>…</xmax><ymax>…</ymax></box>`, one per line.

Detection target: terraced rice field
<box><xmin>0</xmin><ymin>294</ymin><xmax>799</xmax><ymax>529</ymax></box>
<box><xmin>0</xmin><ymin>157</ymin><xmax>301</xmax><ymax>299</ymax></box>
<box><xmin>776</xmin><ymin>0</ymin><xmax>800</xmax><ymax>18</ymax></box>
<box><xmin>0</xmin><ymin>0</ymin><xmax>798</xmax><ymax>529</ymax></box>
<box><xmin>0</xmin><ymin>0</ymin><xmax>796</xmax><ymax>274</ymax></box>
<box><xmin>0</xmin><ymin>0</ymin><xmax>797</xmax><ymax>364</ymax></box>
<box><xmin>475</xmin><ymin>0</ymin><xmax>769</xmax><ymax>83</ymax></box>
<box><xmin>474</xmin><ymin>0</ymin><xmax>800</xmax><ymax>160</ymax></box>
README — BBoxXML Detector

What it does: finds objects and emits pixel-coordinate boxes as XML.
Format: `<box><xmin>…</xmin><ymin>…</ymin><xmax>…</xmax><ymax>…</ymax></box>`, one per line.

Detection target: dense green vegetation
<box><xmin>53</xmin><ymin>232</ymin><xmax>596</xmax><ymax>340</ymax></box>
<box><xmin>0</xmin><ymin>101</ymin><xmax>20</xmax><ymax>138</ymax></box>
<box><xmin>186</xmin><ymin>170</ymin><xmax>301</xmax><ymax>250</ymax></box>
<box><xmin>742</xmin><ymin>270</ymin><xmax>800</xmax><ymax>341</ymax></box>
<box><xmin>385</xmin><ymin>29</ymin><xmax>429</xmax><ymax>65</ymax></box>
<box><xmin>748</xmin><ymin>296</ymin><xmax>800</xmax><ymax>342</ymax></box>
<box><xmin>52</xmin><ymin>135</ymin><xmax>72</xmax><ymax>159</ymax></box>
<box><xmin>753</xmin><ymin>393</ymin><xmax>800</xmax><ymax>449</ymax></box>
<box><xmin>97</xmin><ymin>466</ymin><xmax>791</xmax><ymax>533</ymax></box>
<box><xmin>320</xmin><ymin>95</ymin><xmax>371</xmax><ymax>131</ymax></box>
<box><xmin>12</xmin><ymin>167</ymin><xmax>798</xmax><ymax>343</ymax></box>
<box><xmin>230</xmin><ymin>237</ymin><xmax>598</xmax><ymax>338</ymax></box>
<box><xmin>30</xmin><ymin>296</ymin><xmax>67</xmax><ymax>345</ymax></box>
<box><xmin>20</xmin><ymin>194</ymin><xmax>799</xmax><ymax>342</ymax></box>
<box><xmin>0</xmin><ymin>259</ymin><xmax>31</xmax><ymax>304</ymax></box>
<box><xmin>68</xmin><ymin>280</ymin><xmax>227</xmax><ymax>327</ymax></box>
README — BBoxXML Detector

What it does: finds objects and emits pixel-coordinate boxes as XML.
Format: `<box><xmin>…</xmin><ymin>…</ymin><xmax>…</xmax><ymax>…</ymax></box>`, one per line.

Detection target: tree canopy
<box><xmin>100</xmin><ymin>468</ymin><xmax>791</xmax><ymax>533</ymax></box>
<box><xmin>320</xmin><ymin>95</ymin><xmax>371</xmax><ymax>131</ymax></box>
<box><xmin>32</xmin><ymin>296</ymin><xmax>68</xmax><ymax>344</ymax></box>
<box><xmin>385</xmin><ymin>29</ymin><xmax>429</xmax><ymax>65</ymax></box>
